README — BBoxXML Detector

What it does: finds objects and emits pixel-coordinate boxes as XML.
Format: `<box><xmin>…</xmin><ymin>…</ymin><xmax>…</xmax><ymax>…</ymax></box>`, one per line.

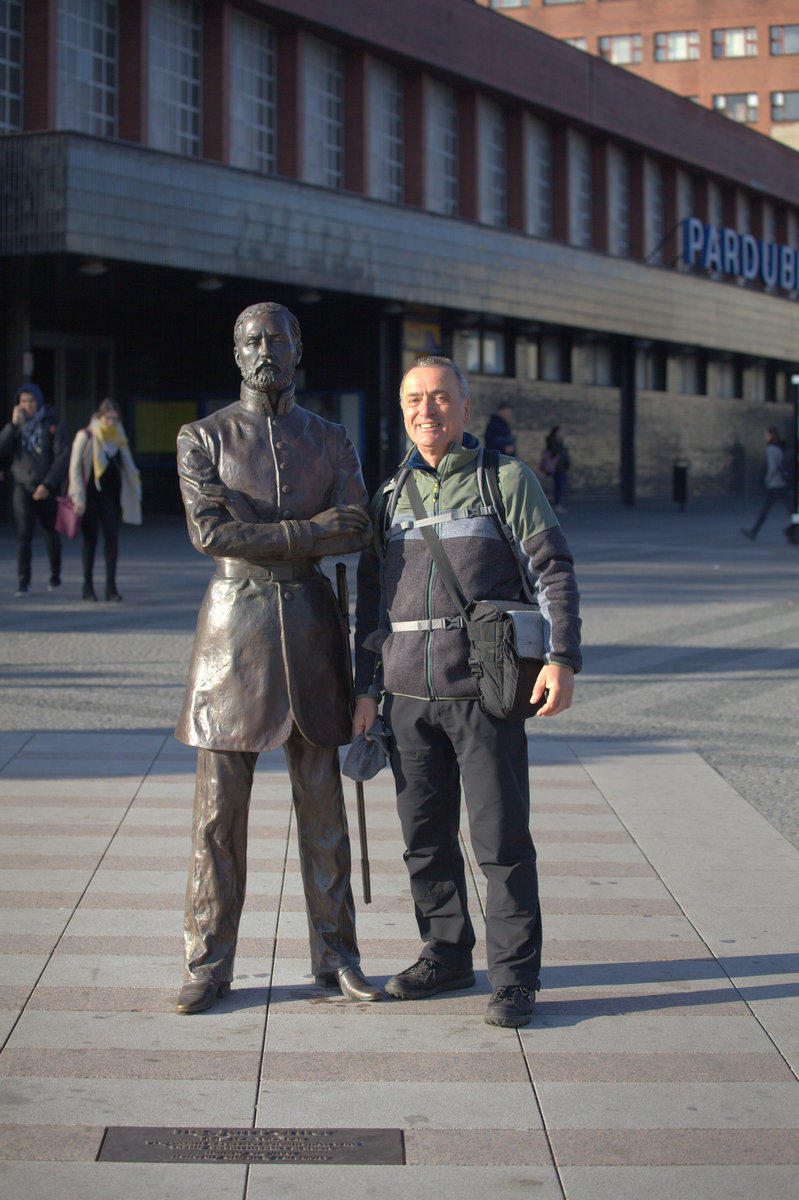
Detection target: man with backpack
<box><xmin>353</xmin><ymin>357</ymin><xmax>581</xmax><ymax>1027</ymax></box>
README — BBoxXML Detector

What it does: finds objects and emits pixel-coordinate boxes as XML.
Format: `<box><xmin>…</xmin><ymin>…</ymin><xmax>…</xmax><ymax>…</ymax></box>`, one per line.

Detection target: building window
<box><xmin>654</xmin><ymin>31</ymin><xmax>700</xmax><ymax>62</ymax></box>
<box><xmin>543</xmin><ymin>1</ymin><xmax>584</xmax><ymax>5</ymax></box>
<box><xmin>772</xmin><ymin>90</ymin><xmax>799</xmax><ymax>122</ymax></box>
<box><xmin>478</xmin><ymin>98</ymin><xmax>507</xmax><ymax>228</ymax></box>
<box><xmin>748</xmin><ymin>362</ymin><xmax>775</xmax><ymax>404</ymax></box>
<box><xmin>426</xmin><ymin>80</ymin><xmax>459</xmax><ymax>217</ymax></box>
<box><xmin>761</xmin><ymin>201</ymin><xmax>776</xmax><ymax>246</ymax></box>
<box><xmin>461</xmin><ymin>327</ymin><xmax>508</xmax><ymax>376</ymax></box>
<box><xmin>56</xmin><ymin>0</ymin><xmax>118</xmax><ymax>138</ymax></box>
<box><xmin>770</xmin><ymin>25</ymin><xmax>799</xmax><ymax>55</ymax></box>
<box><xmin>749</xmin><ymin>363</ymin><xmax>765</xmax><ymax>403</ymax></box>
<box><xmin>303</xmin><ymin>37</ymin><xmax>343</xmax><ymax>189</ymax></box>
<box><xmin>735</xmin><ymin>191</ymin><xmax>751</xmax><ymax>236</ymax></box>
<box><xmin>539</xmin><ymin>333</ymin><xmax>571</xmax><ymax>383</ymax></box>
<box><xmin>599</xmin><ymin>34</ymin><xmax>643</xmax><ymax>65</ymax></box>
<box><xmin>644</xmin><ymin>157</ymin><xmax>664</xmax><ymax>264</ymax></box>
<box><xmin>635</xmin><ymin>345</ymin><xmax>667</xmax><ymax>391</ymax></box>
<box><xmin>675</xmin><ymin>351</ymin><xmax>706</xmax><ymax>396</ymax></box>
<box><xmin>582</xmin><ymin>340</ymin><xmax>616</xmax><ymax>386</ymax></box>
<box><xmin>229</xmin><ymin>12</ymin><xmax>276</xmax><ymax>174</ymax></box>
<box><xmin>524</xmin><ymin>113</ymin><xmax>552</xmax><ymax>238</ymax></box>
<box><xmin>149</xmin><ymin>0</ymin><xmax>201</xmax><ymax>157</ymax></box>
<box><xmin>564</xmin><ymin>38</ymin><xmax>587</xmax><ymax>51</ymax></box>
<box><xmin>568</xmin><ymin>130</ymin><xmax>591</xmax><ymax>249</ymax></box>
<box><xmin>0</xmin><ymin>0</ymin><xmax>23</xmax><ymax>132</ymax></box>
<box><xmin>677</xmin><ymin>171</ymin><xmax>694</xmax><ymax>224</ymax></box>
<box><xmin>490</xmin><ymin>1</ymin><xmax>530</xmax><ymax>8</ymax></box>
<box><xmin>714</xmin><ymin>93</ymin><xmax>759</xmax><ymax>124</ymax></box>
<box><xmin>712</xmin><ymin>28</ymin><xmax>757</xmax><ymax>59</ymax></box>
<box><xmin>369</xmin><ymin>60</ymin><xmax>404</xmax><ymax>204</ymax></box>
<box><xmin>715</xmin><ymin>357</ymin><xmax>743</xmax><ymax>400</ymax></box>
<box><xmin>608</xmin><ymin>144</ymin><xmax>630</xmax><ymax>257</ymax></box>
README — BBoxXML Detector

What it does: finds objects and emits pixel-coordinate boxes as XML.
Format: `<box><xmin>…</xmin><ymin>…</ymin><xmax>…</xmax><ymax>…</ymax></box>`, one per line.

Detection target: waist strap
<box><xmin>391</xmin><ymin>615</ymin><xmax>466</xmax><ymax>632</ymax></box>
<box><xmin>216</xmin><ymin>560</ymin><xmax>317</xmax><ymax>581</ymax></box>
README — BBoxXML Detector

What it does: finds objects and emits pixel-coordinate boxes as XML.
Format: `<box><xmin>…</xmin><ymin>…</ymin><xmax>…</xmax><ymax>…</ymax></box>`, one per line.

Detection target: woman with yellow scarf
<box><xmin>68</xmin><ymin>399</ymin><xmax>142</xmax><ymax>601</ymax></box>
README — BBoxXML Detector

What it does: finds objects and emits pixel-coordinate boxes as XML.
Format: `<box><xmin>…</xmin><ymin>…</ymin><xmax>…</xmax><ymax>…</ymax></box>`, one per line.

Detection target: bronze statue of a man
<box><xmin>174</xmin><ymin>301</ymin><xmax>380</xmax><ymax>1014</ymax></box>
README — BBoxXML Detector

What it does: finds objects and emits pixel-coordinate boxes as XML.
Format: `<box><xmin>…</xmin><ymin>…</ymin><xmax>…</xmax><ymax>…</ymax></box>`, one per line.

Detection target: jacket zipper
<box><xmin>424</xmin><ymin>469</ymin><xmax>442</xmax><ymax>700</ymax></box>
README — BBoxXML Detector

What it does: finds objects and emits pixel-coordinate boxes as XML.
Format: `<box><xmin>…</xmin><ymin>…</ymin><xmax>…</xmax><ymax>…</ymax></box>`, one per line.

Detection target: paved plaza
<box><xmin>1</xmin><ymin>498</ymin><xmax>797</xmax><ymax>1199</ymax></box>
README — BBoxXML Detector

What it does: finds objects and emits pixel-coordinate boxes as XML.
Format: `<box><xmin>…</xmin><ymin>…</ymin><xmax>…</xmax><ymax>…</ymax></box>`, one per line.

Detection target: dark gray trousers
<box><xmin>385</xmin><ymin>695</ymin><xmax>542</xmax><ymax>990</ymax></box>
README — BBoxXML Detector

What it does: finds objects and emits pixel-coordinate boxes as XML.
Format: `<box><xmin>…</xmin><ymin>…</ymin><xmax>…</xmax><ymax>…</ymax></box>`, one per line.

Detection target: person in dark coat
<box><xmin>0</xmin><ymin>384</ymin><xmax>69</xmax><ymax>595</ymax></box>
<box><xmin>174</xmin><ymin>301</ymin><xmax>381</xmax><ymax>1014</ymax></box>
<box><xmin>484</xmin><ymin>402</ymin><xmax>516</xmax><ymax>456</ymax></box>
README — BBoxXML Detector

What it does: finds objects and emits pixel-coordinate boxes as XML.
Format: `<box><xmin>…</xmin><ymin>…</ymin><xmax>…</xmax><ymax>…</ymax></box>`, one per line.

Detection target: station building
<box><xmin>1</xmin><ymin>0</ymin><xmax>798</xmax><ymax>511</ymax></box>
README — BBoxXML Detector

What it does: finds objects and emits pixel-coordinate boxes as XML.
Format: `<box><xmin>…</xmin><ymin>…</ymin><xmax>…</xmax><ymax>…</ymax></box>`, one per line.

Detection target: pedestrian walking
<box><xmin>741</xmin><ymin>427</ymin><xmax>792</xmax><ymax>541</ymax></box>
<box><xmin>0</xmin><ymin>384</ymin><xmax>69</xmax><ymax>596</ymax></box>
<box><xmin>68</xmin><ymin>399</ymin><xmax>142</xmax><ymax>601</ymax></box>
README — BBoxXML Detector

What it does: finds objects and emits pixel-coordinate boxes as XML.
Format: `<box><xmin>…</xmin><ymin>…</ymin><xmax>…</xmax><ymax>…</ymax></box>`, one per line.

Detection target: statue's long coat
<box><xmin>174</xmin><ymin>385</ymin><xmax>368</xmax><ymax>752</ymax></box>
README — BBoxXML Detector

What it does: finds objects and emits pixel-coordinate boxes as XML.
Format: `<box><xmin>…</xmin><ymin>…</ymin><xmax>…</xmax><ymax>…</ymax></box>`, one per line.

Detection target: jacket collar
<box><xmin>407</xmin><ymin>431</ymin><xmax>480</xmax><ymax>476</ymax></box>
<box><xmin>239</xmin><ymin>381</ymin><xmax>296</xmax><ymax>417</ymax></box>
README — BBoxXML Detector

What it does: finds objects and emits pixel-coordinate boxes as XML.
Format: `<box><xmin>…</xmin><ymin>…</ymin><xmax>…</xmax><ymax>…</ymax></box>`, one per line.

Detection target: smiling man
<box><xmin>174</xmin><ymin>302</ymin><xmax>380</xmax><ymax>1014</ymax></box>
<box><xmin>353</xmin><ymin>356</ymin><xmax>581</xmax><ymax>1027</ymax></box>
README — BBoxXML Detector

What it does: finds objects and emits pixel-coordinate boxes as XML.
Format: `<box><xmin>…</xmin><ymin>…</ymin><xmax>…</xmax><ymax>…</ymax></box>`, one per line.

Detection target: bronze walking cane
<box><xmin>336</xmin><ymin>562</ymin><xmax>372</xmax><ymax>904</ymax></box>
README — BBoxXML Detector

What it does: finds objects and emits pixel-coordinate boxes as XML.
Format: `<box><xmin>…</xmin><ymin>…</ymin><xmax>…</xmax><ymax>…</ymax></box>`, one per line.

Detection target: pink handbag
<box><xmin>55</xmin><ymin>495</ymin><xmax>82</xmax><ymax>539</ymax></box>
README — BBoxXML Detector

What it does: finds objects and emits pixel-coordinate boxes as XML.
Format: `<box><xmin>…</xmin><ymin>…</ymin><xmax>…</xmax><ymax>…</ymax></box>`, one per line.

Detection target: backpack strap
<box><xmin>477</xmin><ymin>446</ymin><xmax>538</xmax><ymax>605</ymax></box>
<box><xmin>377</xmin><ymin>463</ymin><xmax>412</xmax><ymax>557</ymax></box>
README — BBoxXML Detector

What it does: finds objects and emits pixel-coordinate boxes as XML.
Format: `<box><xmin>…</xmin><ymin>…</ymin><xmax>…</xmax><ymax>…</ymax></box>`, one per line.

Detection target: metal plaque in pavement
<box><xmin>97</xmin><ymin>1126</ymin><xmax>405</xmax><ymax>1165</ymax></box>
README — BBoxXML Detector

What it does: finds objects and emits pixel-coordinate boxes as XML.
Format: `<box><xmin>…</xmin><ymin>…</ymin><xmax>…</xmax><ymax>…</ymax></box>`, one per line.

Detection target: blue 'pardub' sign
<box><xmin>683</xmin><ymin>217</ymin><xmax>798</xmax><ymax>295</ymax></box>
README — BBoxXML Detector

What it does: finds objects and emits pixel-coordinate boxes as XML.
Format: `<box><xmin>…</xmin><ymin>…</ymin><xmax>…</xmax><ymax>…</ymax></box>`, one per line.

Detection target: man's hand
<box><xmin>12</xmin><ymin>404</ymin><xmax>27</xmax><ymax>427</ymax></box>
<box><xmin>352</xmin><ymin>696</ymin><xmax>378</xmax><ymax>739</ymax></box>
<box><xmin>310</xmin><ymin>505</ymin><xmax>371</xmax><ymax>541</ymax></box>
<box><xmin>532</xmin><ymin>663</ymin><xmax>574</xmax><ymax>717</ymax></box>
<box><xmin>73</xmin><ymin>500</ymin><xmax>85</xmax><ymax>517</ymax></box>
<box><xmin>32</xmin><ymin>484</ymin><xmax>49</xmax><ymax>502</ymax></box>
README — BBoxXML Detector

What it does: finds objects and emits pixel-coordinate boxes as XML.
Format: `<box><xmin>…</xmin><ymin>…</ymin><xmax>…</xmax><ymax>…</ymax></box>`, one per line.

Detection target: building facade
<box><xmin>480</xmin><ymin>1</ymin><xmax>799</xmax><ymax>151</ymax></box>
<box><xmin>1</xmin><ymin>0</ymin><xmax>798</xmax><ymax>513</ymax></box>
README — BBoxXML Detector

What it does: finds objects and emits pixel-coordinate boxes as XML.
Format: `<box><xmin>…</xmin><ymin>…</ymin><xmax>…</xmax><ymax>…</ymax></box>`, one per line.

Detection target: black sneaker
<box><xmin>384</xmin><ymin>957</ymin><xmax>475</xmax><ymax>1000</ymax></box>
<box><xmin>14</xmin><ymin>584</ymin><xmax>29</xmax><ymax>597</ymax></box>
<box><xmin>47</xmin><ymin>578</ymin><xmax>61</xmax><ymax>591</ymax></box>
<box><xmin>484</xmin><ymin>985</ymin><xmax>536</xmax><ymax>1028</ymax></box>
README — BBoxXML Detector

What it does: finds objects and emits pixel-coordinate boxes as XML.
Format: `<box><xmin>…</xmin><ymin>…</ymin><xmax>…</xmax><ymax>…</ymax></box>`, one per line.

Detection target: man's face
<box><xmin>235</xmin><ymin>311</ymin><xmax>299</xmax><ymax>393</ymax></box>
<box><xmin>17</xmin><ymin>392</ymin><xmax>39</xmax><ymax>419</ymax></box>
<box><xmin>400</xmin><ymin>365</ymin><xmax>470</xmax><ymax>468</ymax></box>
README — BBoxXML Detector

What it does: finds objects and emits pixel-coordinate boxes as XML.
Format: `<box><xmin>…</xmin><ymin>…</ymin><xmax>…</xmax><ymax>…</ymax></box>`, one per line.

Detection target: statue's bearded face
<box><xmin>235</xmin><ymin>311</ymin><xmax>299</xmax><ymax>393</ymax></box>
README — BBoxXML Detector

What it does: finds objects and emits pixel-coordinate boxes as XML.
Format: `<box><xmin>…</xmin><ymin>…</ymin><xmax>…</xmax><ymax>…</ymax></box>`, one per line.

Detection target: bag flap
<box><xmin>507</xmin><ymin>608</ymin><xmax>545</xmax><ymax>659</ymax></box>
<box><xmin>471</xmin><ymin>600</ymin><xmax>545</xmax><ymax>660</ymax></box>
